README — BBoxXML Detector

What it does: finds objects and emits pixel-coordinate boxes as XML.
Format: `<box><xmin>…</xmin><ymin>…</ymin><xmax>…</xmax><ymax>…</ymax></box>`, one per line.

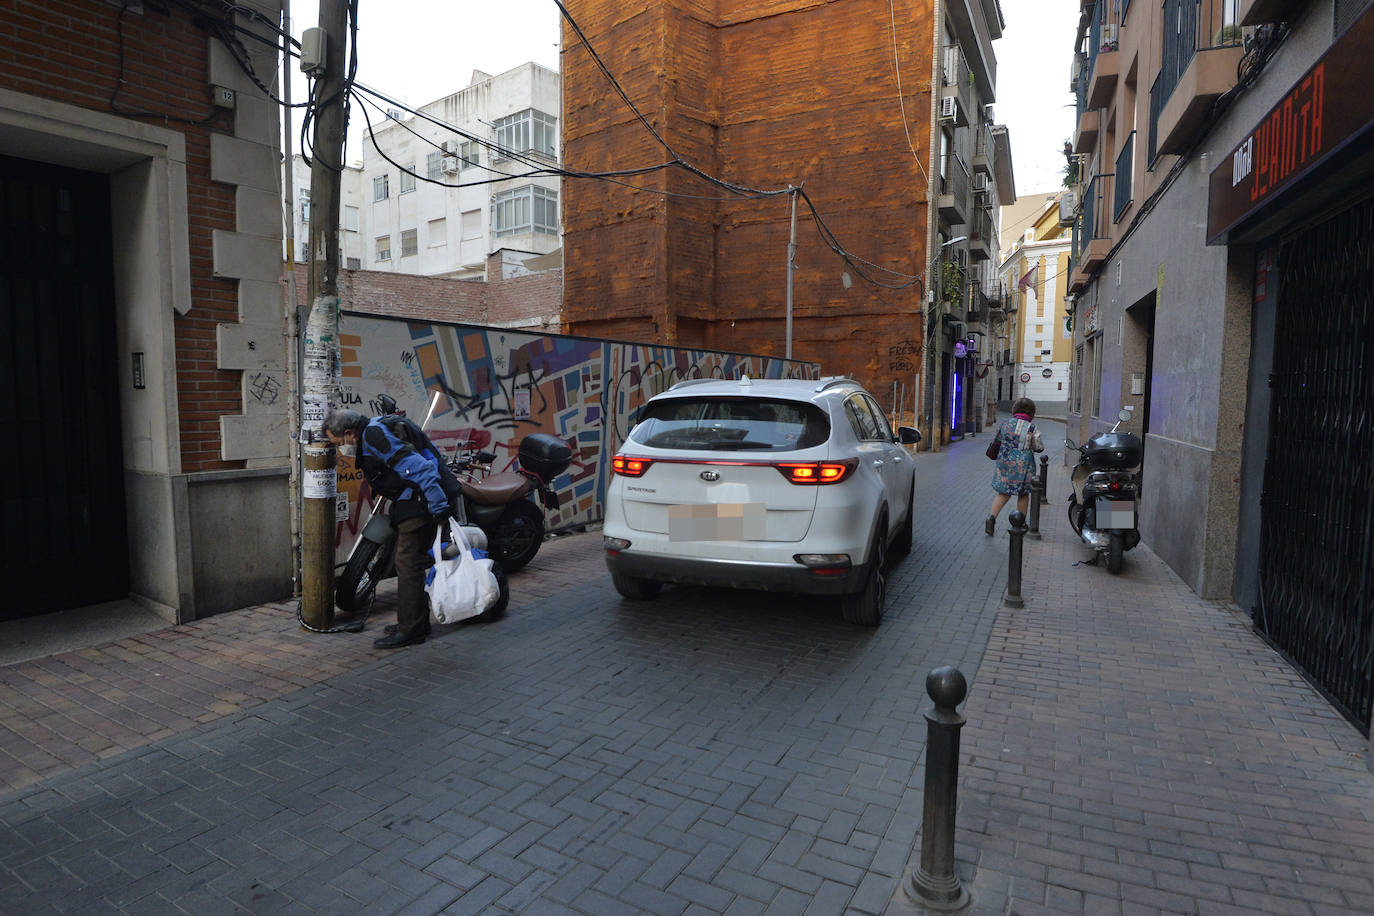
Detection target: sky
<box><xmin>284</xmin><ymin>0</ymin><xmax>1077</xmax><ymax>196</ymax></box>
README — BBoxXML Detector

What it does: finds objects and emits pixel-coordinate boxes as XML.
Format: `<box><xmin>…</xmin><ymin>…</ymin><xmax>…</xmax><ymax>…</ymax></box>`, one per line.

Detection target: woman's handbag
<box><xmin>986</xmin><ymin>432</ymin><xmax>1002</xmax><ymax>460</ymax></box>
<box><xmin>425</xmin><ymin>520</ymin><xmax>500</xmax><ymax>624</ymax></box>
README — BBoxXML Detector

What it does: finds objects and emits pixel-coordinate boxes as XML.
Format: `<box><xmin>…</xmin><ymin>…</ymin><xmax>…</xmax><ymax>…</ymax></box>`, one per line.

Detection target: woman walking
<box><xmin>986</xmin><ymin>397</ymin><xmax>1044</xmax><ymax>534</ymax></box>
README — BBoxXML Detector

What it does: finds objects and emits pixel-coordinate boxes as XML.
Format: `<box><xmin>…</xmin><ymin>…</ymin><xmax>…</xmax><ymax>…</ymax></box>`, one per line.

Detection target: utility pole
<box><xmin>786</xmin><ymin>186</ymin><xmax>798</xmax><ymax>360</ymax></box>
<box><xmin>299</xmin><ymin>0</ymin><xmax>350</xmax><ymax>630</ymax></box>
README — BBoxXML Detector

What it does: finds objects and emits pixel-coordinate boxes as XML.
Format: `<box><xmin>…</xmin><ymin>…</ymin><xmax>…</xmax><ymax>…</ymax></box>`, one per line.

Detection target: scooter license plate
<box><xmin>1100</xmin><ymin>500</ymin><xmax>1135</xmax><ymax>529</ymax></box>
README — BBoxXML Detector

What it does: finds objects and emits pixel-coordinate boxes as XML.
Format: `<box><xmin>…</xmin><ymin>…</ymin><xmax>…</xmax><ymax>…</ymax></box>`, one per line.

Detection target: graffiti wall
<box><xmin>334</xmin><ymin>314</ymin><xmax>820</xmax><ymax>559</ymax></box>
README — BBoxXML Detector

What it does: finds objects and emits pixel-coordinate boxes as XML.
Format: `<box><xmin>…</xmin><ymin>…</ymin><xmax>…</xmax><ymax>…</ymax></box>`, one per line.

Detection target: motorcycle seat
<box><xmin>460</xmin><ymin>471</ymin><xmax>533</xmax><ymax>506</ymax></box>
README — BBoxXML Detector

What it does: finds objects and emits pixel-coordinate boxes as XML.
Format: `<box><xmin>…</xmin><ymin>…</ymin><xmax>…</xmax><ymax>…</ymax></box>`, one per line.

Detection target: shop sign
<box><xmin>1207</xmin><ymin>10</ymin><xmax>1374</xmax><ymax>244</ymax></box>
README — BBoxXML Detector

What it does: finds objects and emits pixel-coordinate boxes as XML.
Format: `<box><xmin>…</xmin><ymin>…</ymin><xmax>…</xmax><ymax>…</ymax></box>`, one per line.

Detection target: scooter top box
<box><xmin>1083</xmin><ymin>431</ymin><xmax>1142</xmax><ymax>469</ymax></box>
<box><xmin>518</xmin><ymin>433</ymin><xmax>573</xmax><ymax>482</ymax></box>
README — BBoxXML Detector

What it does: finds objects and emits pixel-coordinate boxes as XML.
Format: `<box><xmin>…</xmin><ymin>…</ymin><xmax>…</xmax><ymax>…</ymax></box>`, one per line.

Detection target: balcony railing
<box><xmin>969</xmin><ymin>206</ymin><xmax>998</xmax><ymax>260</ymax></box>
<box><xmin>939</xmin><ymin>153</ymin><xmax>970</xmax><ymax>224</ymax></box>
<box><xmin>1157</xmin><ymin>0</ymin><xmax>1241</xmax><ymax>116</ymax></box>
<box><xmin>1113</xmin><ymin>131</ymin><xmax>1135</xmax><ymax>222</ymax></box>
<box><xmin>1081</xmin><ymin>171</ymin><xmax>1115</xmax><ymax>248</ymax></box>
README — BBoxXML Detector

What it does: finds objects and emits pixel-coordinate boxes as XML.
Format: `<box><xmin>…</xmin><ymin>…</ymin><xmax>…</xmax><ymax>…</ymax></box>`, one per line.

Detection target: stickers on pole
<box><xmin>335</xmin><ymin>492</ymin><xmax>349</xmax><ymax>521</ymax></box>
<box><xmin>304</xmin><ymin>468</ymin><xmax>336</xmax><ymax>500</ymax></box>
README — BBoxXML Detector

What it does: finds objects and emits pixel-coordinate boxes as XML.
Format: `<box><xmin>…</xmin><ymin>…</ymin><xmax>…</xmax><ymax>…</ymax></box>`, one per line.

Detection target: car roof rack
<box><xmin>813</xmin><ymin>377</ymin><xmax>857</xmax><ymax>393</ymax></box>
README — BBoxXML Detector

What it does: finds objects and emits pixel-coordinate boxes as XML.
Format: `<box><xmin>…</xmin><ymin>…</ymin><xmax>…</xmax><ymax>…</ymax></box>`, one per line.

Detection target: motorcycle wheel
<box><xmin>488</xmin><ymin>498</ymin><xmax>544</xmax><ymax>572</ymax></box>
<box><xmin>1106</xmin><ymin>533</ymin><xmax>1124</xmax><ymax>574</ymax></box>
<box><xmin>336</xmin><ymin>537</ymin><xmax>395</xmax><ymax>612</ymax></box>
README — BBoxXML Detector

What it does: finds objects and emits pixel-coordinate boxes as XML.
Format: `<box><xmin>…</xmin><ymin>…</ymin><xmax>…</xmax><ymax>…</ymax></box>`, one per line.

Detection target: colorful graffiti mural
<box><xmin>333</xmin><ymin>315</ymin><xmax>820</xmax><ymax>560</ymax></box>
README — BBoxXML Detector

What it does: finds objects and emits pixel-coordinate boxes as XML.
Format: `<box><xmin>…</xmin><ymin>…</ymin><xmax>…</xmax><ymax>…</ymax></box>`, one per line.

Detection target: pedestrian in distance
<box><xmin>985</xmin><ymin>397</ymin><xmax>1044</xmax><ymax>535</ymax></box>
<box><xmin>323</xmin><ymin>408</ymin><xmax>459</xmax><ymax>648</ymax></box>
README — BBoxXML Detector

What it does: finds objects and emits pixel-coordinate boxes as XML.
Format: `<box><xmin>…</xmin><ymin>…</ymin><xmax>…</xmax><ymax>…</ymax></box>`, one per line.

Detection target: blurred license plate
<box><xmin>668</xmin><ymin>503</ymin><xmax>765</xmax><ymax>541</ymax></box>
<box><xmin>1100</xmin><ymin>500</ymin><xmax>1134</xmax><ymax>529</ymax></box>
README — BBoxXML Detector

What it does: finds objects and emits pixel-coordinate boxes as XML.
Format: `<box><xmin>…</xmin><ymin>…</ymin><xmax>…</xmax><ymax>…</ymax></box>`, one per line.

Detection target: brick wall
<box><xmin>561</xmin><ymin>0</ymin><xmax>934</xmax><ymax>397</ymax></box>
<box><xmin>292</xmin><ymin>254</ymin><xmax>563</xmax><ymax>331</ymax></box>
<box><xmin>2</xmin><ymin>0</ymin><xmax>241</xmax><ymax>473</ymax></box>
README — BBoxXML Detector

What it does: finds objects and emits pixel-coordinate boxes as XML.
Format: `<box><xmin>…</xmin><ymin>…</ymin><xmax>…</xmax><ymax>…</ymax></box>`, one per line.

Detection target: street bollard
<box><xmin>1039</xmin><ymin>455</ymin><xmax>1049</xmax><ymax>505</ymax></box>
<box><xmin>908</xmin><ymin>666</ymin><xmax>970</xmax><ymax>911</ymax></box>
<box><xmin>1004</xmin><ymin>511</ymin><xmax>1026</xmax><ymax>608</ymax></box>
<box><xmin>1026</xmin><ymin>480</ymin><xmax>1042</xmax><ymax>539</ymax></box>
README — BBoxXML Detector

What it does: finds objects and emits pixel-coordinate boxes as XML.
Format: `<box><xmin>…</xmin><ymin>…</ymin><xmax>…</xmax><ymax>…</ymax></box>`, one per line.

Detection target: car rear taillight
<box><xmin>774</xmin><ymin>458</ymin><xmax>858</xmax><ymax>485</ymax></box>
<box><xmin>795</xmin><ymin>553</ymin><xmax>852</xmax><ymax>575</ymax></box>
<box><xmin>612</xmin><ymin>455</ymin><xmax>653</xmax><ymax>477</ymax></box>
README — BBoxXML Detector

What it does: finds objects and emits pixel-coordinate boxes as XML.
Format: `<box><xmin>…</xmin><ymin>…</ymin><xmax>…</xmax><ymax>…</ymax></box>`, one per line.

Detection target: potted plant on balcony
<box><xmin>940</xmin><ymin>260</ymin><xmax>963</xmax><ymax>304</ymax></box>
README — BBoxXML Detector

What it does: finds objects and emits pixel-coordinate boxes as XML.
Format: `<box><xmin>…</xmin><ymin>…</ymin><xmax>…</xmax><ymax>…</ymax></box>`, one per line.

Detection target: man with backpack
<box><xmin>322</xmin><ymin>408</ymin><xmax>460</xmax><ymax>648</ymax></box>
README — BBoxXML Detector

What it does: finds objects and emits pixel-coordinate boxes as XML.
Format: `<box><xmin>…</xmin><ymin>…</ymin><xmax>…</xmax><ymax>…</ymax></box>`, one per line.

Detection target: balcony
<box><xmin>1086</xmin><ymin>1</ymin><xmax>1121</xmax><ymax>110</ymax></box>
<box><xmin>1074</xmin><ymin>108</ymin><xmax>1101</xmax><ymax>154</ymax></box>
<box><xmin>968</xmin><ymin>205</ymin><xmax>997</xmax><ymax>262</ymax></box>
<box><xmin>971</xmin><ymin>124</ymin><xmax>994</xmax><ymax>176</ymax></box>
<box><xmin>1072</xmin><ymin>172</ymin><xmax>1114</xmax><ymax>286</ymax></box>
<box><xmin>1152</xmin><ymin>0</ymin><xmax>1245</xmax><ymax>156</ymax></box>
<box><xmin>940</xmin><ymin>45</ymin><xmax>975</xmax><ymax>128</ymax></box>
<box><xmin>1239</xmin><ymin>0</ymin><xmax>1304</xmax><ymax>25</ymax></box>
<box><xmin>938</xmin><ymin>153</ymin><xmax>970</xmax><ymax>226</ymax></box>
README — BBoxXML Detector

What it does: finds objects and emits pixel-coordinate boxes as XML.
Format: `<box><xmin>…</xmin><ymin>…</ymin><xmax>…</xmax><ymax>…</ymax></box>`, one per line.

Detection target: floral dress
<box><xmin>991</xmin><ymin>415</ymin><xmax>1044</xmax><ymax>496</ymax></box>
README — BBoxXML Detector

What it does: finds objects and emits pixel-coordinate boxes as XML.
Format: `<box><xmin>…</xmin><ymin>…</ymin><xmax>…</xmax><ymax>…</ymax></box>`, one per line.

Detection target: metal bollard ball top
<box><xmin>925</xmin><ymin>666</ymin><xmax>968</xmax><ymax>726</ymax></box>
<box><xmin>1009</xmin><ymin>510</ymin><xmax>1027</xmax><ymax>530</ymax></box>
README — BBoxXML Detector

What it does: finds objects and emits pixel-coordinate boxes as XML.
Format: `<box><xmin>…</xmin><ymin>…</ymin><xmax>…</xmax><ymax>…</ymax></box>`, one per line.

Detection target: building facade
<box><xmin>998</xmin><ymin>197</ymin><xmax>1073</xmax><ymax>418</ymax></box>
<box><xmin>289</xmin><ymin>64</ymin><xmax>563</xmax><ymax>282</ymax></box>
<box><xmin>559</xmin><ymin>0</ymin><xmax>1012</xmax><ymax>447</ymax></box>
<box><xmin>1</xmin><ymin>0</ymin><xmax>291</xmax><ymax>622</ymax></box>
<box><xmin>1065</xmin><ymin>0</ymin><xmax>1374</xmax><ymax>732</ymax></box>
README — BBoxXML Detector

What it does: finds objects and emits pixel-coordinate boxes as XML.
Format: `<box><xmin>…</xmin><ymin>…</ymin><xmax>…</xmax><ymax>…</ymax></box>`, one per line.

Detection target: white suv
<box><xmin>603</xmin><ymin>376</ymin><xmax>920</xmax><ymax>625</ymax></box>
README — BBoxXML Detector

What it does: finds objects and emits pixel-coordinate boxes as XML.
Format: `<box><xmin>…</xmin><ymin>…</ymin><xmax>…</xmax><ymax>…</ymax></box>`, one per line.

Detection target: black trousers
<box><xmin>393</xmin><ymin>515</ymin><xmax>437</xmax><ymax>635</ymax></box>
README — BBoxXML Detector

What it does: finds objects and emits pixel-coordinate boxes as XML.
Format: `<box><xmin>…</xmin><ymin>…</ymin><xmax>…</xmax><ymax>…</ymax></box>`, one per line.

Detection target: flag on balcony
<box><xmin>1017</xmin><ymin>263</ymin><xmax>1038</xmax><ymax>292</ymax></box>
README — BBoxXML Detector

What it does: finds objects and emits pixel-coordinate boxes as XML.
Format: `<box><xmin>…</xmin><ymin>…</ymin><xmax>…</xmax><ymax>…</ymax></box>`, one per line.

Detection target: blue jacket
<box><xmin>356</xmin><ymin>416</ymin><xmax>454</xmax><ymax>524</ymax></box>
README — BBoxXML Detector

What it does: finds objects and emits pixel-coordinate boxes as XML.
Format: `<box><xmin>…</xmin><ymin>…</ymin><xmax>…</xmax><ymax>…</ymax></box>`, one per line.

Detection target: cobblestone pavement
<box><xmin>2</xmin><ymin>421</ymin><xmax>1372</xmax><ymax>915</ymax></box>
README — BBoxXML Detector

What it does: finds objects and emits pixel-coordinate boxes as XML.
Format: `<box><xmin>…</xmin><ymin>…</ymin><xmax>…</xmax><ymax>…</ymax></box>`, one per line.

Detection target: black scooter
<box><xmin>1066</xmin><ymin>406</ymin><xmax>1142</xmax><ymax>574</ymax></box>
<box><xmin>335</xmin><ymin>394</ymin><xmax>572</xmax><ymax>613</ymax></box>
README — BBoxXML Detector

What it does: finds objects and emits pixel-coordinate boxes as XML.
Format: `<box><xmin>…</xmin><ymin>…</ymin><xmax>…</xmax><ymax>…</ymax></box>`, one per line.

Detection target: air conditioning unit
<box><xmin>1058</xmin><ymin>191</ymin><xmax>1079</xmax><ymax>226</ymax></box>
<box><xmin>440</xmin><ymin>156</ymin><xmax>460</xmax><ymax>175</ymax></box>
<box><xmin>939</xmin><ymin>95</ymin><xmax>957</xmax><ymax>121</ymax></box>
<box><xmin>972</xmin><ymin>172</ymin><xmax>989</xmax><ymax>192</ymax></box>
<box><xmin>441</xmin><ymin>141</ymin><xmax>453</xmax><ymax>154</ymax></box>
<box><xmin>983</xmin><ymin>103</ymin><xmax>995</xmax><ymax>123</ymax></box>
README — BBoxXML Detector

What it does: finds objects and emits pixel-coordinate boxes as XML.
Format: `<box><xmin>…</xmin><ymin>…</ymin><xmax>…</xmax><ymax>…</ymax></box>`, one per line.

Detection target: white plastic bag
<box><xmin>426</xmin><ymin>520</ymin><xmax>500</xmax><ymax>624</ymax></box>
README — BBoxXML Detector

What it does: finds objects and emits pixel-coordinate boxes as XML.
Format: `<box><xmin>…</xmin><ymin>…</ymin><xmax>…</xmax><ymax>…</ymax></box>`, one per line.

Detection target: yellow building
<box><xmin>996</xmin><ymin>194</ymin><xmax>1073</xmax><ymax>415</ymax></box>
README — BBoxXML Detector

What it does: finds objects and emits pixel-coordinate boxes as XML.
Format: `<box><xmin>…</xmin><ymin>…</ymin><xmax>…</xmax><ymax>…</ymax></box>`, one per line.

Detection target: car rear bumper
<box><xmin>605</xmin><ymin>549</ymin><xmax>865</xmax><ymax>595</ymax></box>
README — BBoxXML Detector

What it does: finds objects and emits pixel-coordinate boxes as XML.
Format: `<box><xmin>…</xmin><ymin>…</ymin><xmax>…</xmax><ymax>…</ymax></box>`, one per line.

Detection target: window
<box><xmin>300</xmin><ymin>242</ymin><xmax>310</xmax><ymax>261</ymax></box>
<box><xmin>428</xmin><ymin>217</ymin><xmax>447</xmax><ymax>248</ymax></box>
<box><xmin>628</xmin><ymin>398</ymin><xmax>829</xmax><ymax>451</ymax></box>
<box><xmin>493</xmin><ymin>109</ymin><xmax>557</xmax><ymax>160</ymax></box>
<box><xmin>373</xmin><ymin>174</ymin><xmax>389</xmax><ymax>201</ymax></box>
<box><xmin>1071</xmin><ymin>346</ymin><xmax>1083</xmax><ymax>413</ymax></box>
<box><xmin>343</xmin><ymin>205</ymin><xmax>359</xmax><ymax>232</ymax></box>
<box><xmin>862</xmin><ymin>395</ymin><xmax>894</xmax><ymax>440</ymax></box>
<box><xmin>492</xmin><ymin>185</ymin><xmax>559</xmax><ymax>236</ymax></box>
<box><xmin>426</xmin><ymin>151</ymin><xmax>443</xmax><ymax>180</ymax></box>
<box><xmin>399</xmin><ymin>169</ymin><xmax>416</xmax><ymax>194</ymax></box>
<box><xmin>844</xmin><ymin>395</ymin><xmax>881</xmax><ymax>441</ymax></box>
<box><xmin>299</xmin><ymin>190</ymin><xmax>310</xmax><ymax>222</ymax></box>
<box><xmin>459</xmin><ymin>141</ymin><xmax>480</xmax><ymax>170</ymax></box>
<box><xmin>461</xmin><ymin>209</ymin><xmax>482</xmax><ymax>240</ymax></box>
<box><xmin>1089</xmin><ymin>336</ymin><xmax>1103</xmax><ymax>418</ymax></box>
<box><xmin>400</xmin><ymin>229</ymin><xmax>418</xmax><ymax>257</ymax></box>
<box><xmin>346</xmin><ymin>257</ymin><xmax>361</xmax><ymax>270</ymax></box>
<box><xmin>375</xmin><ymin>235</ymin><xmax>391</xmax><ymax>261</ymax></box>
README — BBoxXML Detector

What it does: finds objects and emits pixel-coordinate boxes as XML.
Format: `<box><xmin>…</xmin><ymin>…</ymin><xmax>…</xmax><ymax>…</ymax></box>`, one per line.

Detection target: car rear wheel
<box><xmin>611</xmin><ymin>570</ymin><xmax>662</xmax><ymax>600</ymax></box>
<box><xmin>841</xmin><ymin>523</ymin><xmax>886</xmax><ymax>626</ymax></box>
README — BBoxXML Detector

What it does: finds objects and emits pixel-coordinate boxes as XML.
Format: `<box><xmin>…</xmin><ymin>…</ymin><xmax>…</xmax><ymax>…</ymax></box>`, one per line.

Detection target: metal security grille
<box><xmin>1256</xmin><ymin>197</ymin><xmax>1374</xmax><ymax>736</ymax></box>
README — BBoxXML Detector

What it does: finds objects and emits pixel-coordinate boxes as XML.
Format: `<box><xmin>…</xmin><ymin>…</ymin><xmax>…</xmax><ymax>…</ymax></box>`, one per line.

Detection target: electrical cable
<box><xmin>889</xmin><ymin>0</ymin><xmax>930</xmax><ymax>184</ymax></box>
<box><xmin>108</xmin><ymin>3</ymin><xmax>229</xmax><ymax>125</ymax></box>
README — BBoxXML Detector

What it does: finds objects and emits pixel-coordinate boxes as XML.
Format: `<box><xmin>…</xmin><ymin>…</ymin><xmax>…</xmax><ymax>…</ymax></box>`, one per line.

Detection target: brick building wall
<box><xmin>1</xmin><ymin>0</ymin><xmax>243</xmax><ymax>473</ymax></box>
<box><xmin>561</xmin><ymin>0</ymin><xmax>935</xmax><ymax>396</ymax></box>
<box><xmin>291</xmin><ymin>254</ymin><xmax>562</xmax><ymax>329</ymax></box>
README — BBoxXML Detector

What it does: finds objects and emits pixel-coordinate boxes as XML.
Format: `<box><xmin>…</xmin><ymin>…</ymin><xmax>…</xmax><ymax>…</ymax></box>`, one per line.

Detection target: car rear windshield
<box><xmin>629</xmin><ymin>397</ymin><xmax>829</xmax><ymax>451</ymax></box>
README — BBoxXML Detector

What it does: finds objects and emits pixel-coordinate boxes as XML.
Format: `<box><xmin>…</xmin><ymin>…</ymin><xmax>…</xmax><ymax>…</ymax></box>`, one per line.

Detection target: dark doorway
<box><xmin>0</xmin><ymin>155</ymin><xmax>128</xmax><ymax>619</ymax></box>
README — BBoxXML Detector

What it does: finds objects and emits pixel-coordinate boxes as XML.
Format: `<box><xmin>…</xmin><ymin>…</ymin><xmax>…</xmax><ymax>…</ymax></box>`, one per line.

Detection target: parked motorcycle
<box><xmin>1065</xmin><ymin>406</ymin><xmax>1142</xmax><ymax>574</ymax></box>
<box><xmin>335</xmin><ymin>393</ymin><xmax>572</xmax><ymax>612</ymax></box>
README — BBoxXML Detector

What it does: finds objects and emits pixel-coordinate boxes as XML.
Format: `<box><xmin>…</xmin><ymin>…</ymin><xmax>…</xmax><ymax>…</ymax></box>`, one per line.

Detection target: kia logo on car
<box><xmin>699</xmin><ymin>470</ymin><xmax>720</xmax><ymax>482</ymax></box>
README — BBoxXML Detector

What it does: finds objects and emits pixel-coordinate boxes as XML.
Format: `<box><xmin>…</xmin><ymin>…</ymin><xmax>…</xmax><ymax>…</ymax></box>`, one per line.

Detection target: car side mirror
<box><xmin>897</xmin><ymin>425</ymin><xmax>922</xmax><ymax>445</ymax></box>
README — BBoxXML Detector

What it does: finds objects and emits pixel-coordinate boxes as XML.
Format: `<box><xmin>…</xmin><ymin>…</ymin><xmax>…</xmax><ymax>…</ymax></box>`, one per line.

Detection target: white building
<box><xmin>289</xmin><ymin>62</ymin><xmax>562</xmax><ymax>280</ymax></box>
